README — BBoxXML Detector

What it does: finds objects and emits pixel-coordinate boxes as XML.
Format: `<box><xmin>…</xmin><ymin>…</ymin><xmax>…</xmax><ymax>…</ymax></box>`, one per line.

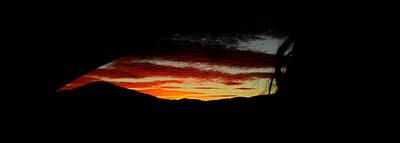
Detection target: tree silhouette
<box><xmin>268</xmin><ymin>37</ymin><xmax>295</xmax><ymax>95</ymax></box>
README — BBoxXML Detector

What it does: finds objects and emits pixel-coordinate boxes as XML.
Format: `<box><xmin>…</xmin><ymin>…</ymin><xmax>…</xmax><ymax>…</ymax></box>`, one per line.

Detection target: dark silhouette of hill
<box><xmin>56</xmin><ymin>81</ymin><xmax>279</xmax><ymax>112</ymax></box>
<box><xmin>57</xmin><ymin>81</ymin><xmax>157</xmax><ymax>99</ymax></box>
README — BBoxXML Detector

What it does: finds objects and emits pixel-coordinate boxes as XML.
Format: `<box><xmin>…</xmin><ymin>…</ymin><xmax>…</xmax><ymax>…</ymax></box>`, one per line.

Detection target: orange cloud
<box><xmin>158</xmin><ymin>86</ymin><xmax>182</xmax><ymax>89</ymax></box>
<box><xmin>137</xmin><ymin>88</ymin><xmax>203</xmax><ymax>99</ymax></box>
<box><xmin>113</xmin><ymin>80</ymin><xmax>184</xmax><ymax>89</ymax></box>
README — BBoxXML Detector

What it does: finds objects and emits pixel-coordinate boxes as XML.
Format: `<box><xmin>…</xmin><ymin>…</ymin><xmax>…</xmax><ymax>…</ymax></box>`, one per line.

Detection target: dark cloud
<box><xmin>128</xmin><ymin>44</ymin><xmax>275</xmax><ymax>68</ymax></box>
<box><xmin>235</xmin><ymin>88</ymin><xmax>256</xmax><ymax>90</ymax></box>
<box><xmin>163</xmin><ymin>33</ymin><xmax>264</xmax><ymax>49</ymax></box>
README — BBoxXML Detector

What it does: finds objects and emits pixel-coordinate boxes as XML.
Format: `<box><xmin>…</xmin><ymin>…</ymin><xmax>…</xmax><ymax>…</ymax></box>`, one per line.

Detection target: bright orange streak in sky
<box><xmin>136</xmin><ymin>88</ymin><xmax>203</xmax><ymax>100</ymax></box>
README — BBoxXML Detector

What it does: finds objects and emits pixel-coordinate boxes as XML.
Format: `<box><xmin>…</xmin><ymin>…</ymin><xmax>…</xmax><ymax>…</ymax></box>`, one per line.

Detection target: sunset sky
<box><xmin>59</xmin><ymin>33</ymin><xmax>287</xmax><ymax>100</ymax></box>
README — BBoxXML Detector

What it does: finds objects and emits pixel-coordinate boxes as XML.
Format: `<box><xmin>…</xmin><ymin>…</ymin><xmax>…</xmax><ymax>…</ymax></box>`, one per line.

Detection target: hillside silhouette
<box><xmin>56</xmin><ymin>81</ymin><xmax>278</xmax><ymax>112</ymax></box>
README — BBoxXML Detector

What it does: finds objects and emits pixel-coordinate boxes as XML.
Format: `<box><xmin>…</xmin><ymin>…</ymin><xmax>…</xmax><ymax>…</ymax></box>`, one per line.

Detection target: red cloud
<box><xmin>61</xmin><ymin>45</ymin><xmax>276</xmax><ymax>97</ymax></box>
<box><xmin>158</xmin><ymin>86</ymin><xmax>182</xmax><ymax>89</ymax></box>
<box><xmin>113</xmin><ymin>80</ymin><xmax>184</xmax><ymax>89</ymax></box>
<box><xmin>61</xmin><ymin>57</ymin><xmax>274</xmax><ymax>91</ymax></box>
<box><xmin>194</xmin><ymin>87</ymin><xmax>221</xmax><ymax>90</ymax></box>
<box><xmin>59</xmin><ymin>76</ymin><xmax>99</xmax><ymax>91</ymax></box>
<box><xmin>96</xmin><ymin>61</ymin><xmax>273</xmax><ymax>86</ymax></box>
<box><xmin>87</xmin><ymin>69</ymin><xmax>144</xmax><ymax>79</ymax></box>
<box><xmin>222</xmin><ymin>81</ymin><xmax>244</xmax><ymax>86</ymax></box>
